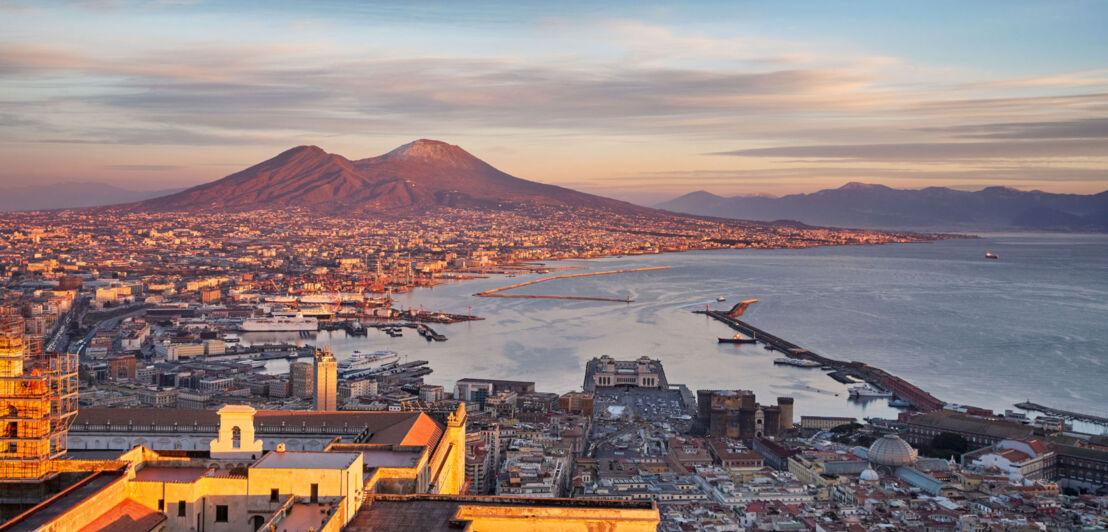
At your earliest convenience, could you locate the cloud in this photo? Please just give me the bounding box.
[711,140,1108,160]
[919,118,1108,139]
[103,164,184,171]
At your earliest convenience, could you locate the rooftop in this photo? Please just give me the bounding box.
[253,451,360,470]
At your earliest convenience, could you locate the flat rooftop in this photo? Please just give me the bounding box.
[347,495,656,532]
[253,451,360,470]
[3,472,124,532]
[278,502,334,532]
[360,449,423,469]
[133,466,210,484]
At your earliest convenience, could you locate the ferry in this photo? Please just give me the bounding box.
[773,357,822,368]
[338,350,400,378]
[241,314,318,332]
[848,384,893,398]
[716,296,726,302]
[985,252,998,259]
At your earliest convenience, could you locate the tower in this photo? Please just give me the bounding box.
[313,348,337,411]
[290,361,313,399]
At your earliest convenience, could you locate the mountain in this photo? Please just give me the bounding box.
[130,140,652,215]
[0,182,183,212]
[655,182,1108,232]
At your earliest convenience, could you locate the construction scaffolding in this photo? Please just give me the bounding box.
[0,307,78,482]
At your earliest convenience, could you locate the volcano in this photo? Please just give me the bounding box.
[129,139,652,215]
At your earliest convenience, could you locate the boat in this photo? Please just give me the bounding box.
[241,314,318,332]
[888,398,912,408]
[338,350,401,378]
[848,384,893,398]
[718,333,756,344]
[774,357,822,368]
[716,296,726,302]
[985,252,998,259]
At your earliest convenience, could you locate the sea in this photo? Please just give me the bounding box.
[241,233,1108,429]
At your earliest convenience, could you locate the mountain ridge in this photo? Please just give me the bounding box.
[655,183,1108,232]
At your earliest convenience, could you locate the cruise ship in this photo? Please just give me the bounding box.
[240,314,318,332]
[848,384,893,398]
[338,350,400,378]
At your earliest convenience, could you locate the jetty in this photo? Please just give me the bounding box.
[474,266,669,303]
[697,308,945,412]
[1015,401,1108,426]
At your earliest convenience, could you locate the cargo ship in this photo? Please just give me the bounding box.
[338,350,400,378]
[718,333,756,344]
[240,314,318,332]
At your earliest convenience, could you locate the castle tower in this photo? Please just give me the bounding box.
[313,348,337,411]
[777,397,794,432]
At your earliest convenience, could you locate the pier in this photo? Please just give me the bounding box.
[474,266,669,303]
[1014,401,1108,426]
[698,309,946,412]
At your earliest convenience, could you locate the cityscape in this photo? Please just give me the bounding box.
[1,1,1107,532]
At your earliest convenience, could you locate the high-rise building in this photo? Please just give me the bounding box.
[0,307,77,481]
[313,348,337,411]
[290,361,313,399]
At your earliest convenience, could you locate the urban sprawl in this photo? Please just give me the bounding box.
[0,208,1104,531]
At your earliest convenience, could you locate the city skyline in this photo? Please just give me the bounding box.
[1,0,1107,203]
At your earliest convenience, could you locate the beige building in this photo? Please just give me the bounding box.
[584,355,668,391]
[314,348,337,411]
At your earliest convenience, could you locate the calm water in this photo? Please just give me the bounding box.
[246,234,1108,425]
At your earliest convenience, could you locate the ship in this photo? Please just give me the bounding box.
[716,296,726,302]
[240,314,318,332]
[848,384,893,398]
[338,350,401,378]
[985,252,998,259]
[718,333,756,344]
[773,357,822,368]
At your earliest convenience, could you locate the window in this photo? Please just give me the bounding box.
[157,499,164,512]
[215,505,228,522]
[177,500,186,517]
[270,488,279,502]
[231,426,241,448]
[310,483,319,503]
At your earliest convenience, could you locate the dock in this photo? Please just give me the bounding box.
[474,266,669,303]
[1014,401,1108,426]
[698,309,945,412]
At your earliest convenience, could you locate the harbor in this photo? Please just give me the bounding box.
[696,305,946,412]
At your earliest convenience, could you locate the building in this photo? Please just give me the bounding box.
[558,391,594,414]
[0,308,78,483]
[964,439,1055,480]
[199,287,221,304]
[313,348,337,411]
[290,361,313,399]
[583,356,667,391]
[107,355,137,381]
[800,415,856,431]
[697,389,794,441]
[900,410,1035,449]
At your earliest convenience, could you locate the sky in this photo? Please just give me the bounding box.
[0,0,1106,203]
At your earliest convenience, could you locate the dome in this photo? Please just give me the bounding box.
[867,434,918,467]
[860,468,880,482]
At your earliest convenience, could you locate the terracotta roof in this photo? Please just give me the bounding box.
[77,499,166,532]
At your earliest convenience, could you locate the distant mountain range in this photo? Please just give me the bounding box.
[0,182,182,212]
[125,139,653,216]
[655,183,1108,232]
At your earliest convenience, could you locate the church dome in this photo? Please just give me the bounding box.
[868,434,918,467]
[860,467,880,482]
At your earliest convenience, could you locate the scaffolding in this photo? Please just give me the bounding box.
[0,307,78,482]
